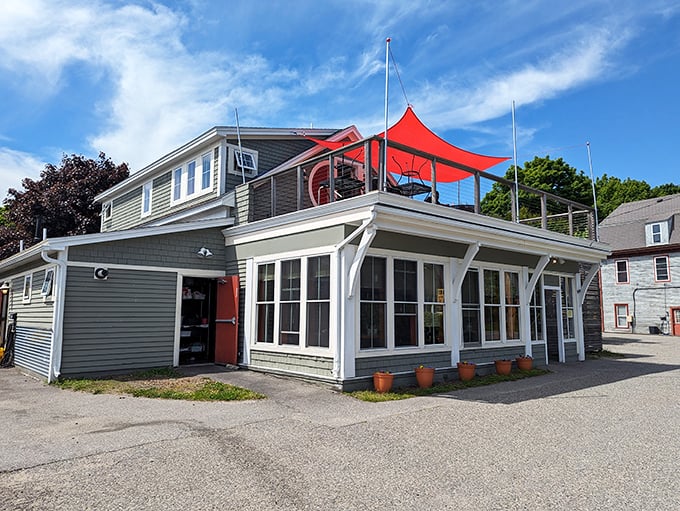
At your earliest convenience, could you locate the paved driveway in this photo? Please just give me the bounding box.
[1,334,679,510]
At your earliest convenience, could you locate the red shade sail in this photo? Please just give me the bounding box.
[307,106,509,183]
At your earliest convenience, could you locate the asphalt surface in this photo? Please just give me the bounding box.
[1,333,678,510]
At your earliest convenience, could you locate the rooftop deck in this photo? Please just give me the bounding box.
[237,136,597,240]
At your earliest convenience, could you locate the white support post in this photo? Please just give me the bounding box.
[520,267,532,358]
[340,246,357,379]
[450,242,480,367]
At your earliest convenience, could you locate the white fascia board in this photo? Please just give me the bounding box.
[145,193,235,227]
[96,127,339,203]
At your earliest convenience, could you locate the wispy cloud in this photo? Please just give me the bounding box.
[0,148,45,199]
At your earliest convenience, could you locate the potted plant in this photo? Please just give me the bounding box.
[516,354,533,371]
[494,359,512,376]
[457,361,476,382]
[415,365,435,389]
[373,371,394,393]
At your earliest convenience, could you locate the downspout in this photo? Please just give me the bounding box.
[41,248,67,383]
[333,208,377,379]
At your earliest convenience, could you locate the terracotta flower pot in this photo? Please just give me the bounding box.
[415,366,435,389]
[457,362,476,382]
[516,356,533,371]
[373,372,394,393]
[494,359,512,376]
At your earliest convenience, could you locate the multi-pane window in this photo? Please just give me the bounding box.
[142,181,152,216]
[484,269,501,342]
[561,277,575,339]
[307,256,330,348]
[187,161,196,196]
[461,269,481,346]
[394,259,418,347]
[256,263,275,343]
[504,272,520,340]
[279,259,301,345]
[201,153,211,190]
[173,168,182,201]
[360,256,387,349]
[615,304,629,329]
[529,278,543,341]
[423,263,445,345]
[654,256,670,282]
[462,267,522,346]
[22,274,32,302]
[41,269,54,299]
[652,223,662,243]
[615,260,629,284]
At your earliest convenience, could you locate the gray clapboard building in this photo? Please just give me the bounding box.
[0,112,610,389]
[599,194,680,335]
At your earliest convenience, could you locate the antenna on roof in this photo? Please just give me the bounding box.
[512,101,520,223]
[235,107,246,184]
[586,141,599,241]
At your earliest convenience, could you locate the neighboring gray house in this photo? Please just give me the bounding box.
[599,194,680,335]
[0,110,610,388]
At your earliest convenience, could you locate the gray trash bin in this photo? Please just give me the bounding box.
[649,326,660,334]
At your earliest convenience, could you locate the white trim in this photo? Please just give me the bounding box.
[173,274,183,367]
[66,260,226,277]
[22,274,32,303]
[243,258,254,366]
[42,248,68,383]
[347,225,377,298]
[141,180,153,217]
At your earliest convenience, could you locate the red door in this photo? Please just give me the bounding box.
[215,276,239,365]
[671,307,680,336]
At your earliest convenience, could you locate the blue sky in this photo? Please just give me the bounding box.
[1,0,680,200]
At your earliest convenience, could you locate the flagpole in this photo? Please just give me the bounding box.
[586,141,599,241]
[235,107,246,184]
[512,101,520,222]
[383,37,390,191]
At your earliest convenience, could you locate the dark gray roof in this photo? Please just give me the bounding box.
[598,194,680,251]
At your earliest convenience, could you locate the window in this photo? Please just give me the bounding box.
[187,161,196,196]
[360,256,387,349]
[529,277,543,341]
[504,272,520,340]
[255,255,332,350]
[201,153,211,190]
[484,269,501,342]
[615,260,629,284]
[646,221,669,246]
[462,267,522,346]
[279,259,301,345]
[256,263,275,343]
[229,146,258,178]
[307,255,330,348]
[102,202,112,221]
[561,277,575,339]
[423,263,445,345]
[236,150,257,171]
[654,255,670,282]
[22,274,32,303]
[173,168,182,201]
[394,259,418,347]
[41,269,54,299]
[652,223,662,244]
[615,304,629,329]
[461,269,481,346]
[141,181,152,216]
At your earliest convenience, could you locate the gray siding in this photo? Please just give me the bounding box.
[107,186,142,232]
[225,138,315,175]
[601,252,680,333]
[68,228,226,271]
[564,341,578,362]
[249,349,333,377]
[7,268,55,329]
[60,267,177,377]
[228,226,347,260]
[14,326,52,378]
[355,351,451,377]
[460,345,532,366]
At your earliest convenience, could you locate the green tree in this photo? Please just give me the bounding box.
[0,153,128,260]
[481,156,593,220]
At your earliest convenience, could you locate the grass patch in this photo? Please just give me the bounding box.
[347,368,550,402]
[54,368,265,402]
[587,349,626,359]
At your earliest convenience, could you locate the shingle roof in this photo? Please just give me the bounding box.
[599,194,680,251]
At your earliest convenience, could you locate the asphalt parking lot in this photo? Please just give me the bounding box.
[1,333,679,510]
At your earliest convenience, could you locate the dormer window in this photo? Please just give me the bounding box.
[236,150,256,171]
[171,149,216,205]
[645,220,671,246]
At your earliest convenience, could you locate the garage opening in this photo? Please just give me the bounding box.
[180,277,216,365]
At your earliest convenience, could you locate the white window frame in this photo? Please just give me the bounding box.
[654,255,670,282]
[461,263,525,348]
[250,247,337,356]
[170,151,217,206]
[560,276,576,340]
[228,145,258,178]
[529,276,545,342]
[356,249,451,355]
[201,152,212,191]
[22,274,32,303]
[614,303,629,329]
[41,268,55,301]
[141,181,153,217]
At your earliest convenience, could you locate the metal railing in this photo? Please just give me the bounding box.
[241,136,596,240]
